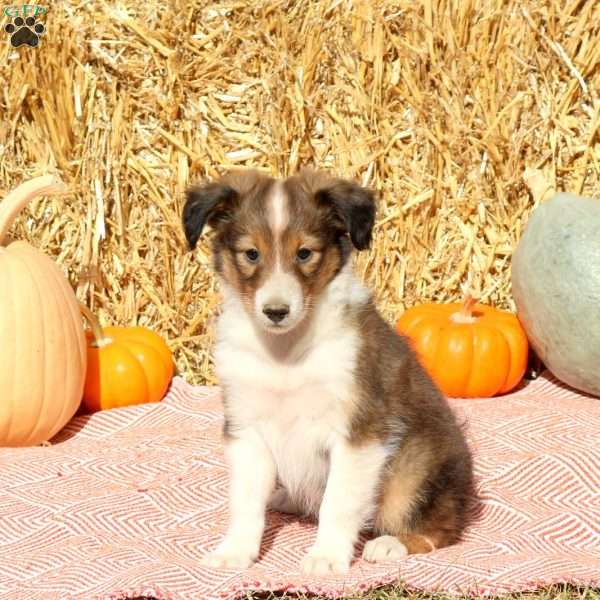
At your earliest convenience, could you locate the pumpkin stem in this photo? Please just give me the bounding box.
[459,293,477,318]
[451,293,478,324]
[79,302,110,347]
[0,175,67,246]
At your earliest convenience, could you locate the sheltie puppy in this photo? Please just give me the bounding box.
[183,168,473,574]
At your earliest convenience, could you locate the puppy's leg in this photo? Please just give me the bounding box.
[202,429,276,569]
[301,439,387,575]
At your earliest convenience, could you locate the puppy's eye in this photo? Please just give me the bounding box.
[297,248,312,262]
[244,248,260,263]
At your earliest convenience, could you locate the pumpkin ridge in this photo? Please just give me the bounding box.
[399,312,430,335]
[81,316,173,412]
[41,260,70,442]
[495,327,513,393]
[100,343,150,410]
[121,338,157,354]
[1,255,16,443]
[43,253,83,437]
[496,323,527,394]
[13,242,83,443]
[32,255,58,443]
[436,324,471,395]
[465,324,506,397]
[428,320,444,379]
[495,327,513,395]
[406,316,441,373]
[125,339,170,402]
[117,342,152,400]
[114,342,141,363]
[14,250,48,444]
[464,326,477,396]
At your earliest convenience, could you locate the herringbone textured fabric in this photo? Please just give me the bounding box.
[0,374,598,599]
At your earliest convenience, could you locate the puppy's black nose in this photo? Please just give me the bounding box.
[263,304,290,323]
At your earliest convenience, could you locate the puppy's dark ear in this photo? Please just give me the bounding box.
[182,183,238,250]
[316,180,376,250]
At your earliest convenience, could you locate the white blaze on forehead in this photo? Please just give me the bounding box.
[267,180,289,239]
[255,180,303,328]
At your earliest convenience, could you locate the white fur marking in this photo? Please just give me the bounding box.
[257,182,299,328]
[268,180,288,238]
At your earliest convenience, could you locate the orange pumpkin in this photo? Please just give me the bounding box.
[396,295,528,398]
[80,305,174,412]
[0,175,87,446]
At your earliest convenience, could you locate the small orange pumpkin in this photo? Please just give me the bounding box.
[80,305,174,412]
[396,295,528,398]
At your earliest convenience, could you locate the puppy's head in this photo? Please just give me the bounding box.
[183,168,375,334]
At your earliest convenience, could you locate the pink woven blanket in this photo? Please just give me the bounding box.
[0,374,598,599]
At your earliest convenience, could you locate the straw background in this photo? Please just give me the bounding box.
[0,1,599,384]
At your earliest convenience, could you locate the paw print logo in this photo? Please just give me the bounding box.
[4,16,45,47]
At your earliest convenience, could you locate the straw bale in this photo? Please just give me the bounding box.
[0,1,598,384]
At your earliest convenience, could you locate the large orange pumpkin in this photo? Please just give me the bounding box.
[396,295,528,398]
[0,175,87,446]
[80,305,174,412]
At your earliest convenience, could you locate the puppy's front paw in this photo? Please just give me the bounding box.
[201,537,257,569]
[362,535,408,562]
[300,545,350,575]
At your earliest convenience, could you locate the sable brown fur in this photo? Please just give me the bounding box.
[347,299,473,551]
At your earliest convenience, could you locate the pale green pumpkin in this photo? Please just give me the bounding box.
[512,193,600,397]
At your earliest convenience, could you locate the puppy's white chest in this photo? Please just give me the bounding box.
[216,307,359,417]
[216,321,359,514]
[239,353,354,507]
[258,401,334,515]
